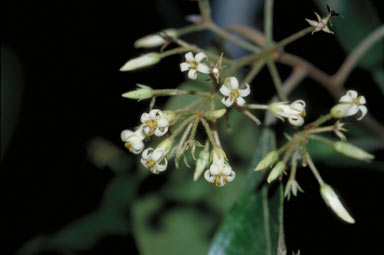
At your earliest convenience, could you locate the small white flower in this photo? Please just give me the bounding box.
[269,100,306,126]
[331,90,367,120]
[140,109,170,137]
[305,12,333,34]
[180,52,210,80]
[121,128,145,154]
[219,77,250,107]
[204,148,236,187]
[140,139,173,174]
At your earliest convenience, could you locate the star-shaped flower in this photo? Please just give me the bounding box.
[140,109,171,137]
[121,128,145,154]
[180,52,210,80]
[331,90,367,120]
[269,100,306,126]
[140,139,172,174]
[219,77,250,107]
[204,148,236,187]
[305,12,333,34]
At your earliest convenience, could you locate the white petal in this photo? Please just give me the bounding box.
[221,164,232,176]
[149,109,160,119]
[132,143,144,154]
[185,52,194,62]
[154,127,168,136]
[180,62,190,72]
[143,126,151,135]
[121,130,134,141]
[357,106,367,120]
[156,158,168,172]
[221,97,234,107]
[188,69,197,80]
[346,90,358,99]
[142,148,153,159]
[236,96,246,106]
[290,100,306,112]
[346,104,359,116]
[157,118,169,128]
[219,85,231,96]
[289,116,304,126]
[358,96,366,104]
[152,149,164,161]
[339,95,353,103]
[226,171,236,182]
[239,84,250,97]
[228,77,239,89]
[209,164,220,175]
[204,170,215,183]
[140,158,147,167]
[140,113,150,123]
[195,52,207,62]
[197,63,210,74]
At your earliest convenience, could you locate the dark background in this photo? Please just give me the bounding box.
[3,0,384,254]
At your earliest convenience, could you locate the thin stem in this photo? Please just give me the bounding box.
[306,113,332,129]
[246,104,269,110]
[159,47,190,58]
[309,135,334,145]
[333,25,384,88]
[241,60,266,86]
[174,97,205,113]
[177,25,204,36]
[154,89,210,97]
[305,151,325,186]
[197,0,211,23]
[175,123,193,156]
[274,27,314,51]
[267,58,287,101]
[169,116,196,140]
[201,118,218,147]
[264,0,274,46]
[208,22,261,53]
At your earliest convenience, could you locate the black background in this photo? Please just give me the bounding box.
[3,0,384,254]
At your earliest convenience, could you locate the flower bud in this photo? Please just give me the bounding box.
[134,29,177,48]
[156,138,173,154]
[255,151,279,171]
[120,52,160,71]
[205,109,227,121]
[122,84,153,101]
[320,184,355,224]
[267,161,285,183]
[334,141,374,162]
[194,149,210,181]
[163,110,176,123]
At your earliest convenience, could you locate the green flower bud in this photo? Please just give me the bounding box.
[156,138,173,154]
[267,161,285,183]
[194,149,210,181]
[122,84,153,101]
[134,29,177,48]
[255,151,279,171]
[320,184,355,224]
[205,109,227,121]
[120,52,160,71]
[163,110,176,123]
[334,141,374,162]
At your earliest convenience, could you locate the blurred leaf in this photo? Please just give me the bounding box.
[314,0,384,93]
[209,129,285,255]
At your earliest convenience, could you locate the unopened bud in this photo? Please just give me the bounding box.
[122,84,153,101]
[134,29,177,48]
[194,149,210,181]
[163,110,176,123]
[267,161,285,183]
[334,141,374,162]
[206,109,227,121]
[120,52,160,71]
[320,184,355,224]
[255,151,279,171]
[156,138,173,154]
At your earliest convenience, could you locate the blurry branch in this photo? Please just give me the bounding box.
[226,24,384,142]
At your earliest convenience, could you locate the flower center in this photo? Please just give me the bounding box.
[230,89,240,100]
[145,158,156,170]
[215,174,227,186]
[144,119,157,135]
[124,142,133,152]
[187,60,198,70]
[354,96,363,106]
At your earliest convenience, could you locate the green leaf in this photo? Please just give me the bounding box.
[209,129,285,255]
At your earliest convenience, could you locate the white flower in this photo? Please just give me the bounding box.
[121,128,145,154]
[219,77,250,107]
[140,139,173,174]
[269,100,306,126]
[180,52,210,80]
[120,52,160,71]
[331,90,367,120]
[140,109,171,137]
[320,184,355,224]
[305,12,333,34]
[204,148,236,187]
